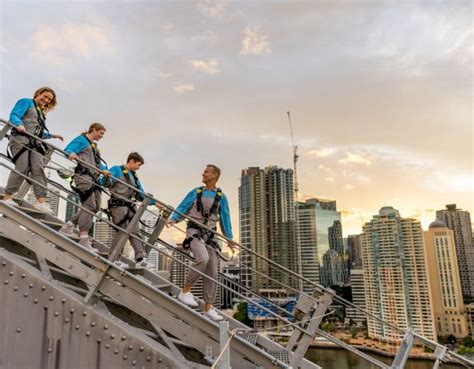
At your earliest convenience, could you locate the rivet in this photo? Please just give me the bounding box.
[13,286,18,291]
[34,299,39,304]
[128,345,133,350]
[139,346,144,352]
[158,357,163,363]
[64,318,70,323]
[41,286,46,291]
[91,322,96,327]
[21,273,26,279]
[146,356,151,361]
[3,280,8,285]
[49,296,54,301]
[97,338,101,343]
[82,311,87,316]
[114,349,119,354]
[29,283,34,288]
[16,328,21,333]
[23,292,28,297]
[121,335,126,341]
[103,324,109,330]
[9,271,13,276]
[61,298,66,304]
[75,325,80,330]
[132,360,137,366]
[44,306,48,310]
[105,344,110,349]
[1,261,6,266]
[86,331,90,337]
[47,348,52,353]
[54,312,59,317]
[70,309,75,314]
[110,334,115,339]
[123,355,128,360]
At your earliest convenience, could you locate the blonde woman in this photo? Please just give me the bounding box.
[2,87,63,213]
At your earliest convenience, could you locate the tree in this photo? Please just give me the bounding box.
[233,302,251,326]
[350,324,357,338]
[462,335,474,348]
[322,322,335,333]
[447,334,457,345]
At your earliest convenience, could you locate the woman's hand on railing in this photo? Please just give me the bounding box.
[14,125,26,133]
[100,169,111,177]
[166,220,176,228]
[51,133,64,141]
[68,153,77,161]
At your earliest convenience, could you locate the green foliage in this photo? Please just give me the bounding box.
[350,324,357,338]
[322,322,335,333]
[459,345,474,355]
[447,334,457,344]
[233,302,251,326]
[462,335,474,348]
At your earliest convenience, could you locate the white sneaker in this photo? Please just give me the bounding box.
[59,221,75,236]
[178,292,198,308]
[33,202,52,214]
[205,308,224,322]
[113,260,128,269]
[78,237,97,253]
[136,258,153,269]
[1,198,18,207]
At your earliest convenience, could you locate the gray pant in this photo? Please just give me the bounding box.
[109,206,145,261]
[186,232,218,304]
[5,138,47,198]
[70,175,101,233]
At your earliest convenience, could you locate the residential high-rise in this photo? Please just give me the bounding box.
[466,304,474,337]
[361,206,435,341]
[65,193,79,222]
[424,219,468,338]
[93,219,114,247]
[220,264,240,309]
[436,204,474,304]
[239,166,298,294]
[345,268,366,325]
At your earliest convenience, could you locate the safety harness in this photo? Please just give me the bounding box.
[7,101,50,167]
[107,166,141,228]
[70,134,106,203]
[183,187,222,251]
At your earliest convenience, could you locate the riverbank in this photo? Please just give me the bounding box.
[309,339,466,366]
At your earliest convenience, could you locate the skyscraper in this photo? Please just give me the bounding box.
[436,204,474,304]
[239,166,298,294]
[298,200,319,293]
[65,193,79,222]
[347,234,362,268]
[345,268,366,325]
[93,219,114,247]
[361,206,435,341]
[424,219,468,338]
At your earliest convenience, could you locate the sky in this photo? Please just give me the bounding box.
[0,0,472,239]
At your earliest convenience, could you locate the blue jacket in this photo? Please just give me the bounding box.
[109,165,156,205]
[170,187,233,239]
[10,98,51,138]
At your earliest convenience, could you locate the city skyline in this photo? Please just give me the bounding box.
[0,1,472,239]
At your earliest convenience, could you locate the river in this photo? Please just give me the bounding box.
[305,347,466,369]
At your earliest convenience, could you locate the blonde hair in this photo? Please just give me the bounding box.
[87,122,106,133]
[33,87,57,111]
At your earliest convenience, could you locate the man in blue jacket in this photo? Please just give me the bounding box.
[167,164,234,321]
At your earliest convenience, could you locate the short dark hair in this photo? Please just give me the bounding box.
[127,152,145,164]
[207,164,221,179]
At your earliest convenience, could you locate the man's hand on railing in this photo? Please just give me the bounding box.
[100,169,111,177]
[14,125,26,133]
[166,220,176,228]
[68,153,77,161]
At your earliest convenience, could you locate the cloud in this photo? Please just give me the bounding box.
[424,170,473,193]
[240,26,271,55]
[307,148,336,158]
[343,184,355,190]
[197,0,228,18]
[161,22,175,33]
[188,58,220,75]
[339,152,371,166]
[30,21,113,66]
[54,77,84,92]
[318,164,331,172]
[324,177,335,182]
[174,83,195,93]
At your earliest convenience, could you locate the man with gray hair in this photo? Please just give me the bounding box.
[168,164,234,321]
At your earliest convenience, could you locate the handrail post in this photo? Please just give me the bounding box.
[145,208,171,254]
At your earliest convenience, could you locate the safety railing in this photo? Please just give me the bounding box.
[1,118,472,369]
